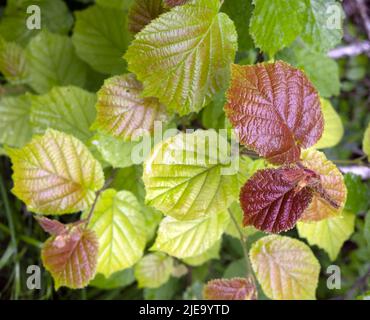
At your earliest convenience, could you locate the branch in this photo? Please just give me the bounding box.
[339,165,370,180]
[356,0,370,40]
[328,41,370,59]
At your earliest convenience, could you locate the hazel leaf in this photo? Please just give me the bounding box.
[250,235,320,300]
[225,61,323,165]
[203,277,257,300]
[42,225,99,289]
[6,129,105,215]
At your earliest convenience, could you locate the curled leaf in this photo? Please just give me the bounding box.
[42,225,99,289]
[94,74,168,141]
[35,216,66,236]
[240,167,315,233]
[204,277,257,300]
[250,235,320,300]
[299,149,347,222]
[225,61,323,165]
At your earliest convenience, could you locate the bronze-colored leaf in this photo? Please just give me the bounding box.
[225,61,323,165]
[203,277,257,300]
[35,216,66,236]
[42,225,98,289]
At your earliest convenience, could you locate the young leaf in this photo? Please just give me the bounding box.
[314,99,343,149]
[85,189,147,278]
[249,0,307,57]
[25,30,88,93]
[72,4,131,75]
[250,235,320,300]
[128,0,167,34]
[363,123,370,160]
[42,225,99,289]
[125,0,237,115]
[0,37,27,84]
[134,253,174,288]
[7,129,104,215]
[240,167,315,233]
[203,277,257,300]
[30,86,97,142]
[300,149,347,222]
[143,130,239,220]
[151,210,229,258]
[35,216,67,236]
[94,74,168,141]
[225,62,323,165]
[0,94,32,148]
[302,0,343,53]
[297,211,355,261]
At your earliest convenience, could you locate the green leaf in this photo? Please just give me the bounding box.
[250,0,307,57]
[281,46,340,98]
[90,269,135,290]
[93,74,168,141]
[73,4,131,75]
[182,240,221,266]
[25,30,88,93]
[201,91,226,130]
[302,0,343,53]
[0,0,73,45]
[30,86,96,142]
[0,94,32,148]
[250,235,320,300]
[363,122,370,160]
[42,225,99,289]
[225,202,257,239]
[344,174,369,213]
[221,0,253,51]
[7,129,104,215]
[90,133,139,168]
[143,130,239,220]
[0,37,28,84]
[125,0,237,115]
[96,0,134,10]
[365,212,370,248]
[297,211,355,261]
[85,189,147,277]
[314,98,343,149]
[151,210,229,258]
[134,252,174,288]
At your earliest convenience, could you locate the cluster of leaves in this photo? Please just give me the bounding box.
[0,0,370,300]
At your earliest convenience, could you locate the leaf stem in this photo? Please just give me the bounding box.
[228,208,255,284]
[84,169,118,227]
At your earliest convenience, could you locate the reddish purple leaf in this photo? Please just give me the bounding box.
[42,225,98,289]
[164,0,189,7]
[204,277,257,300]
[35,216,66,236]
[225,61,323,165]
[240,167,316,233]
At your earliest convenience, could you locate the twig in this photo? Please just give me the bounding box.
[228,208,256,285]
[356,0,370,40]
[345,266,370,300]
[328,41,370,58]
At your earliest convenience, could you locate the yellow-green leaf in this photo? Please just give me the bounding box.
[7,129,104,215]
[124,0,237,115]
[182,240,221,266]
[151,210,229,259]
[297,211,355,261]
[250,235,320,300]
[314,98,343,149]
[143,130,239,220]
[93,74,168,141]
[134,252,174,288]
[85,189,147,278]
